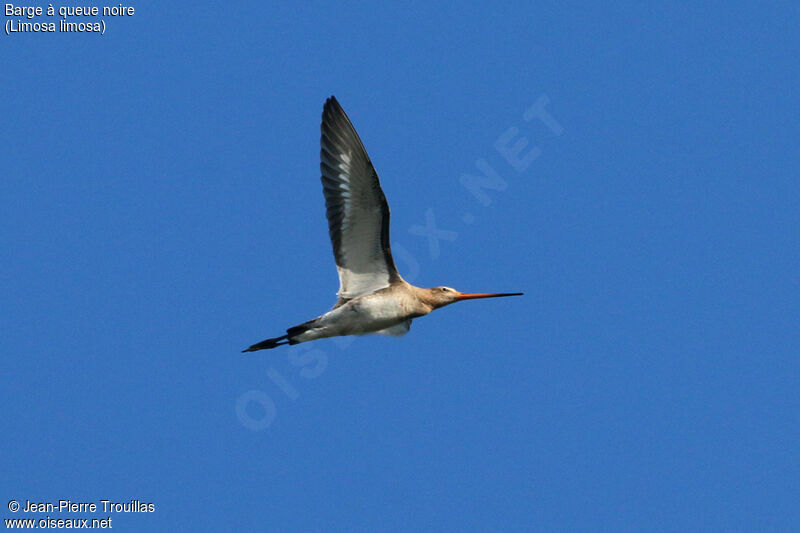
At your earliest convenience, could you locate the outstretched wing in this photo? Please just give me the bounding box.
[320,96,400,300]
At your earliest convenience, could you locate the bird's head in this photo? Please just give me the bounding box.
[425,286,524,309]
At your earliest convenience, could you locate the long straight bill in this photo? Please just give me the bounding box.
[455,292,524,301]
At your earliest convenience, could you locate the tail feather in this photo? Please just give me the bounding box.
[286,322,313,344]
[242,319,319,353]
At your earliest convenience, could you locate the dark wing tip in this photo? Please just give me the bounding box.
[323,95,342,117]
[320,96,367,156]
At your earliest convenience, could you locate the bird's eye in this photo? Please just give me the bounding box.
[441,287,450,292]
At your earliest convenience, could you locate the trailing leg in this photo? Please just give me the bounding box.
[241,334,289,352]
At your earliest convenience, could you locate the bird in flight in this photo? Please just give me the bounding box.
[243,97,522,352]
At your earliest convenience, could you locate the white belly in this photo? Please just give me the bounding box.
[288,289,431,345]
[333,294,408,334]
[292,293,407,343]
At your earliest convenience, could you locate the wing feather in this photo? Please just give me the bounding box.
[320,96,400,299]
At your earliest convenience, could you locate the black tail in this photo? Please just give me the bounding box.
[241,321,316,353]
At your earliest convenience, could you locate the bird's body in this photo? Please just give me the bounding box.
[290,284,424,344]
[243,97,522,352]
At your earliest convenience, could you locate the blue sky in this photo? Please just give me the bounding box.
[2,1,798,531]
